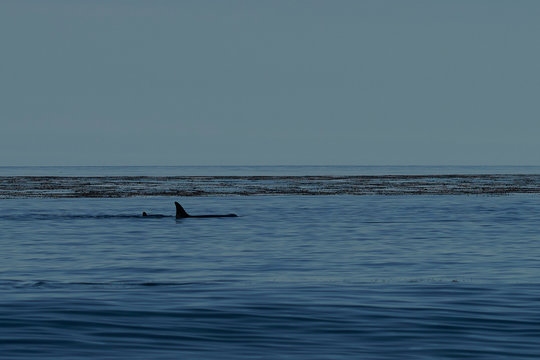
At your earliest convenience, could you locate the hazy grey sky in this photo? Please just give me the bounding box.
[1,1,539,166]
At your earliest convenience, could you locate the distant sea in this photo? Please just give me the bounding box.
[1,166,540,359]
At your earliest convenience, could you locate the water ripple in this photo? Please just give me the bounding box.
[2,174,540,198]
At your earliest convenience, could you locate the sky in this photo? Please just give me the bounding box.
[1,0,539,166]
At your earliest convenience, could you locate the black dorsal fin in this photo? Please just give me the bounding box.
[175,202,190,218]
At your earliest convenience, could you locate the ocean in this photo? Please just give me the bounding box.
[1,166,540,359]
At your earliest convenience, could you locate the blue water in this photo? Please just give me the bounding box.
[2,167,540,359]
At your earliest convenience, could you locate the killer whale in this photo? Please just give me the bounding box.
[142,202,238,218]
[174,201,238,218]
[141,211,168,218]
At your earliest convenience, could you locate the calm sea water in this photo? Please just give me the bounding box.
[1,167,540,359]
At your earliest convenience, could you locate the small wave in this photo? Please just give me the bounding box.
[0,214,172,221]
[0,279,232,290]
[2,174,540,198]
[73,281,198,287]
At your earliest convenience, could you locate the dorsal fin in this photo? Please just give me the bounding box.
[175,202,190,218]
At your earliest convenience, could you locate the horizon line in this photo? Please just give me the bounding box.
[2,164,540,168]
